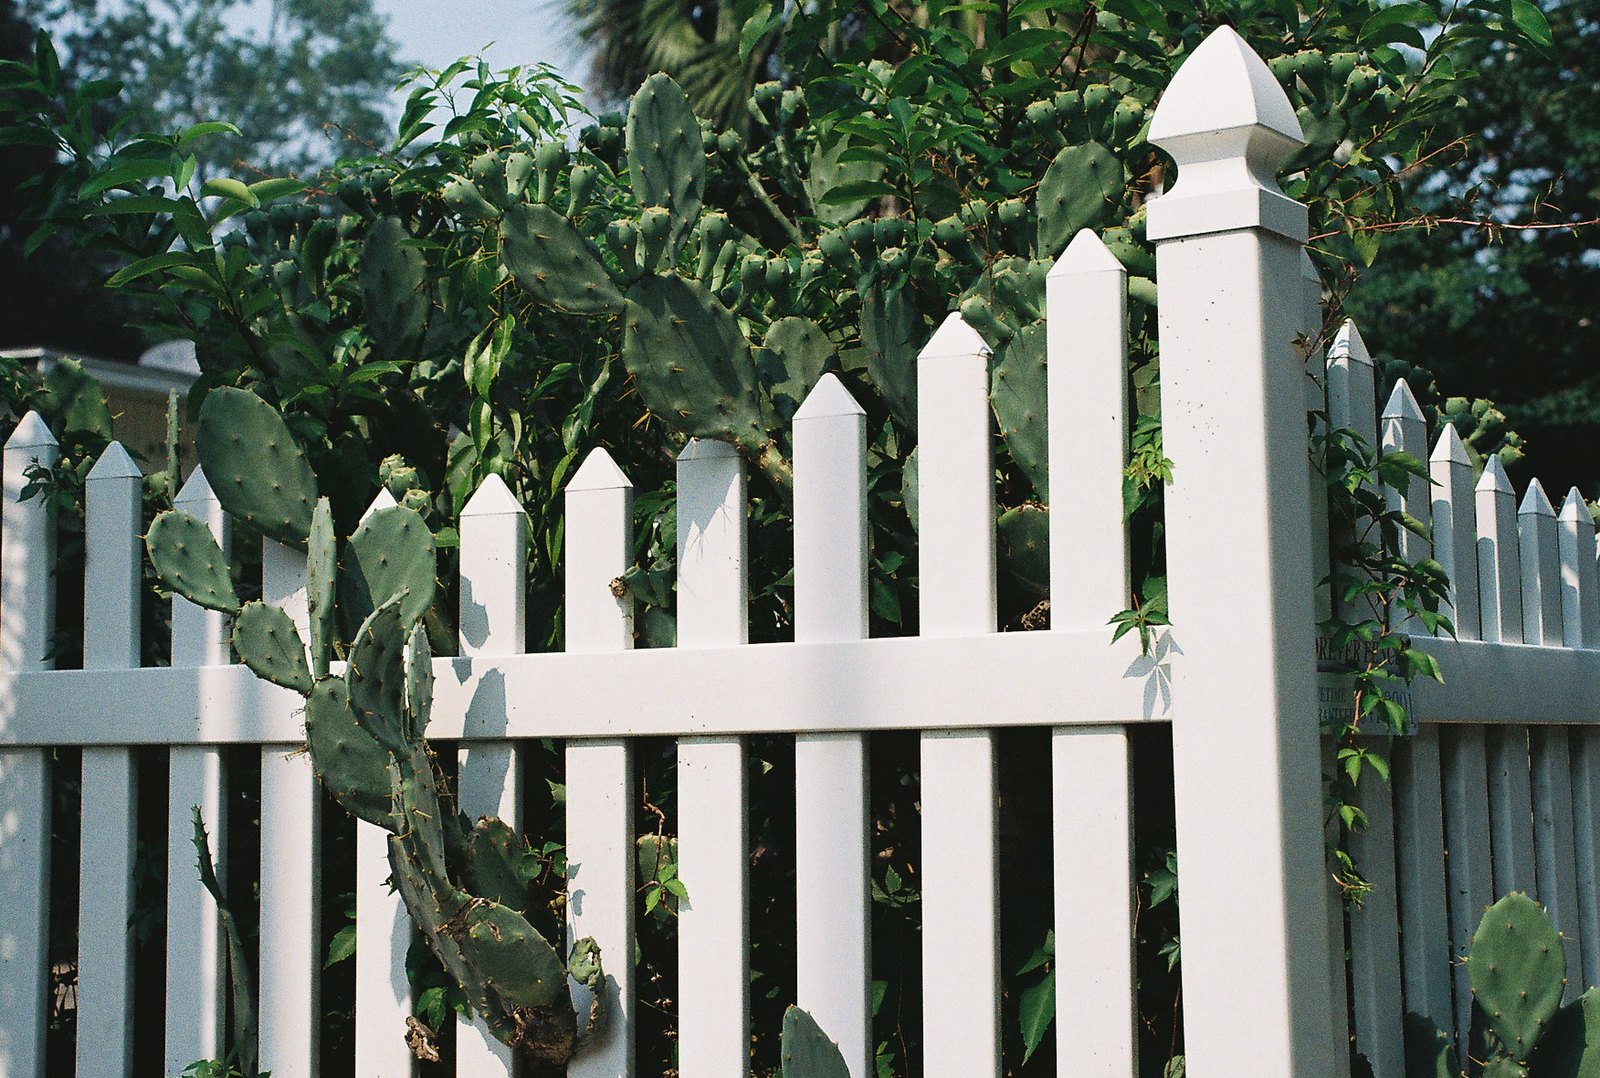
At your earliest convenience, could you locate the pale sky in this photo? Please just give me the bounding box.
[376,0,591,93]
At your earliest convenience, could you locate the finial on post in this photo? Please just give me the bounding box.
[1147,26,1308,243]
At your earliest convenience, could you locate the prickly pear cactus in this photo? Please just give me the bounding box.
[195,387,318,547]
[1407,893,1600,1077]
[626,73,704,258]
[1469,892,1567,1061]
[146,394,601,1066]
[146,510,240,614]
[780,1006,850,1078]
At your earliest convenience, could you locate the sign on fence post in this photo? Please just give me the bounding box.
[1148,27,1338,1077]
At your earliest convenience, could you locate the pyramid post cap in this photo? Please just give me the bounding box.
[1382,378,1424,422]
[1477,454,1514,495]
[461,471,526,517]
[918,312,991,361]
[1559,487,1592,524]
[1148,26,1303,148]
[567,447,634,492]
[87,441,142,481]
[5,411,56,452]
[678,437,741,463]
[1519,478,1556,518]
[794,373,866,421]
[1048,229,1125,278]
[1329,320,1372,367]
[1430,423,1470,466]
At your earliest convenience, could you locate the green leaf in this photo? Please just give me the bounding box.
[201,177,258,206]
[79,159,174,199]
[324,924,356,967]
[106,251,194,287]
[177,121,241,151]
[819,179,899,205]
[248,177,307,203]
[1017,968,1055,1063]
[1509,0,1554,49]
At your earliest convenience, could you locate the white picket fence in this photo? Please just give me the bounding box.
[0,25,1594,1078]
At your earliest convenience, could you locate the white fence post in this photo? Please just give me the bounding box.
[675,438,750,1078]
[353,488,414,1078]
[565,448,637,1078]
[793,374,872,1078]
[1148,26,1335,1076]
[0,412,56,1078]
[1045,230,1138,1076]
[167,466,230,1075]
[78,443,142,1078]
[916,312,1000,1077]
[259,538,321,1077]
[456,473,526,1077]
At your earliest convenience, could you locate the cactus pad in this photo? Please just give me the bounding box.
[1402,1012,1459,1078]
[500,204,624,316]
[232,601,312,693]
[304,676,395,830]
[463,817,535,918]
[146,510,240,614]
[405,621,433,739]
[622,274,768,451]
[196,387,318,547]
[346,594,411,751]
[456,899,568,1010]
[1530,987,1600,1075]
[992,321,1048,499]
[1037,142,1123,259]
[781,1006,850,1078]
[761,317,835,419]
[1469,893,1567,1060]
[998,504,1049,602]
[626,73,704,258]
[862,286,920,432]
[360,216,429,359]
[307,498,336,678]
[339,505,437,639]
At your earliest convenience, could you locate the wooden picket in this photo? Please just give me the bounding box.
[5,26,1600,1078]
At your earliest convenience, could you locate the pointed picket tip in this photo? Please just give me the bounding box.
[568,446,633,492]
[87,441,142,481]
[1477,454,1514,495]
[175,465,219,506]
[678,437,740,463]
[919,311,991,361]
[1559,487,1592,525]
[1430,423,1470,466]
[362,487,398,522]
[794,373,865,421]
[1382,378,1424,422]
[461,472,525,517]
[1148,25,1303,148]
[1519,478,1556,518]
[1048,229,1124,278]
[5,410,55,451]
[1329,320,1372,367]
